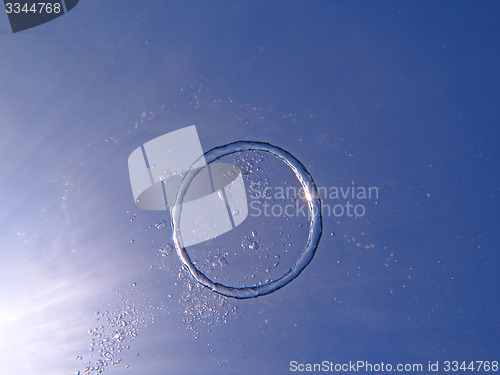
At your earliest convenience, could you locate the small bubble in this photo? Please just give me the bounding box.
[130,239,135,243]
[155,220,167,229]
[241,236,259,250]
[219,257,228,268]
[159,244,173,256]
[232,209,239,215]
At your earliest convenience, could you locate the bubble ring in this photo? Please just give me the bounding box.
[171,141,323,299]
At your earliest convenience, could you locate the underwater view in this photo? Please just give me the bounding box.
[0,1,499,375]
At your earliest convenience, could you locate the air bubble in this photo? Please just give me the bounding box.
[158,244,173,257]
[172,141,323,299]
[155,220,167,229]
[241,236,259,250]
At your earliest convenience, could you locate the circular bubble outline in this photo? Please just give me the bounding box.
[171,141,323,299]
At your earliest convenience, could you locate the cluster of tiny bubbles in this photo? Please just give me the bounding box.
[153,220,167,229]
[152,241,241,340]
[189,228,304,291]
[146,219,168,230]
[74,250,239,374]
[240,231,260,250]
[175,267,240,339]
[75,290,156,375]
[238,230,283,285]
[158,243,174,257]
[232,151,264,177]
[194,248,230,278]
